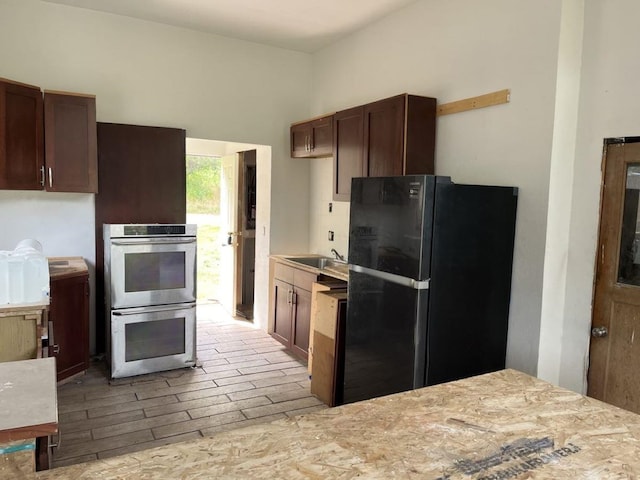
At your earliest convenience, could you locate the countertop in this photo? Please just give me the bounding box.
[271,254,348,282]
[35,369,640,479]
[0,357,58,443]
[48,256,88,281]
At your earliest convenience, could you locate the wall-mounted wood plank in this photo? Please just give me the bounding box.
[437,89,510,116]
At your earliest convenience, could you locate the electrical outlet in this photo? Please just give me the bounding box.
[328,231,334,241]
[328,202,333,213]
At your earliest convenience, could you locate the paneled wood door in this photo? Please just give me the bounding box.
[94,122,186,353]
[589,139,640,413]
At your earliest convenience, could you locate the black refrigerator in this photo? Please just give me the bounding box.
[342,175,518,404]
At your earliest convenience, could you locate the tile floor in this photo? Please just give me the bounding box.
[52,303,326,469]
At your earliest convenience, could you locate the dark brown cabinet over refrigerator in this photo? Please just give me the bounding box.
[343,175,518,404]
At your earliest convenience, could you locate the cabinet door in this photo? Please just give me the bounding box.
[272,279,293,347]
[44,92,97,193]
[333,106,364,202]
[290,123,311,158]
[0,79,43,190]
[50,274,90,382]
[364,95,405,177]
[291,287,312,360]
[310,116,333,157]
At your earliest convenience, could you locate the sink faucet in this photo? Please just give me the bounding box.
[330,248,345,261]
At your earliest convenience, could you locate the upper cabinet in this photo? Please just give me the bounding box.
[333,106,364,202]
[44,91,98,193]
[290,115,333,158]
[333,94,436,201]
[0,78,44,190]
[0,77,97,193]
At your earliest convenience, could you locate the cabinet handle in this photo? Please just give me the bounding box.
[50,431,61,449]
[51,344,60,355]
[292,291,297,305]
[48,167,53,188]
[287,289,293,305]
[40,166,45,187]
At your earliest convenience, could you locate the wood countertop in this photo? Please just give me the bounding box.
[48,257,88,281]
[35,369,640,479]
[0,358,57,443]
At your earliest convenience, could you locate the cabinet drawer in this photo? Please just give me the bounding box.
[293,269,318,292]
[274,262,295,284]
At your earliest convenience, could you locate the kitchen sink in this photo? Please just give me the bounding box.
[284,256,348,274]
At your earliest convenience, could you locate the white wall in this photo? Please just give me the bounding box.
[309,0,564,375]
[537,0,585,389]
[308,158,350,258]
[558,0,640,391]
[0,0,313,352]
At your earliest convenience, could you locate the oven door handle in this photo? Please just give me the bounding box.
[112,303,197,315]
[111,238,197,246]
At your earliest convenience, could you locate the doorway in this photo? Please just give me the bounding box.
[589,138,640,413]
[185,138,266,324]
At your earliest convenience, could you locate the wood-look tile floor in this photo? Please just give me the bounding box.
[52,303,325,469]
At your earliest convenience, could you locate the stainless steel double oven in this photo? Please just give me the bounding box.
[104,224,197,378]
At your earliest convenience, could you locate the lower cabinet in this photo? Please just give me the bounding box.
[272,278,294,345]
[49,264,90,382]
[310,291,348,406]
[271,262,320,361]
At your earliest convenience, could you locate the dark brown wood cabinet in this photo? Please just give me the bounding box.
[333,93,436,201]
[49,258,90,382]
[333,106,364,201]
[291,287,312,358]
[0,78,98,193]
[290,115,333,158]
[271,262,317,360]
[43,91,97,193]
[273,278,294,345]
[94,122,186,353]
[0,78,44,190]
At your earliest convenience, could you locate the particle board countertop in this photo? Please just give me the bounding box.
[35,369,640,479]
[0,357,58,442]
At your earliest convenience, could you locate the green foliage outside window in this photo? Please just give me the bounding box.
[186,154,222,302]
[186,155,221,214]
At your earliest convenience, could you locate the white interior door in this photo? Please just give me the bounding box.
[219,153,239,316]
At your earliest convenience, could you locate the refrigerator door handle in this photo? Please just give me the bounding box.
[349,264,430,290]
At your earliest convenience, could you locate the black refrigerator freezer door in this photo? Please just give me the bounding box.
[348,176,439,281]
[426,182,518,385]
[342,269,429,404]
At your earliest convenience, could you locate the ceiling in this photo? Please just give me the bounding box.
[41,0,418,53]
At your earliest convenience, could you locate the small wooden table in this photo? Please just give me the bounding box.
[0,358,58,478]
